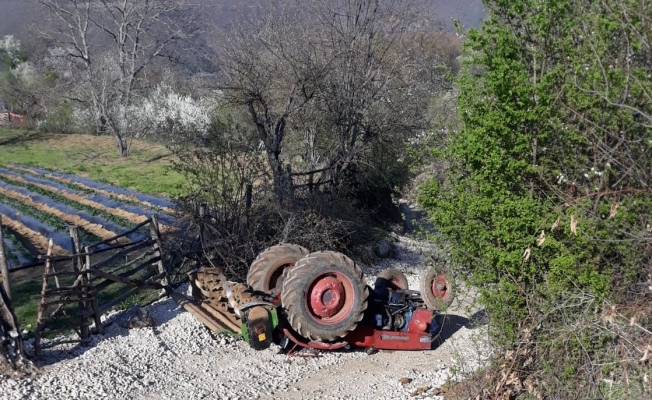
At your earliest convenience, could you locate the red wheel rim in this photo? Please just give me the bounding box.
[306,271,354,324]
[431,274,451,300]
[391,278,405,290]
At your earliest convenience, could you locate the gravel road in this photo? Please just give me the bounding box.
[1,202,490,400]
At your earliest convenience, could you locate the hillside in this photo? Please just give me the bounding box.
[0,0,485,39]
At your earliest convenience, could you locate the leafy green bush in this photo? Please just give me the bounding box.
[420,0,652,397]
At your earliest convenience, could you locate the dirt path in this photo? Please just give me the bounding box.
[1,201,488,400]
[280,201,488,399]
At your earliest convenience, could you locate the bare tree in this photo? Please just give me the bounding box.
[37,0,201,156]
[218,0,452,204]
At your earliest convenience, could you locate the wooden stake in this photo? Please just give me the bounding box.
[69,226,89,342]
[149,216,169,294]
[0,216,11,299]
[85,246,103,335]
[35,238,54,357]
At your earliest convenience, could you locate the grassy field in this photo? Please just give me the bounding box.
[0,127,185,197]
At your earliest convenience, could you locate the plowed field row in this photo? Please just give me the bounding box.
[0,169,175,226]
[0,173,144,227]
[0,164,176,267]
[0,186,125,242]
[8,164,177,214]
[0,208,68,256]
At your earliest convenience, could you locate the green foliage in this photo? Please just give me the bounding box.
[37,101,86,135]
[419,0,651,396]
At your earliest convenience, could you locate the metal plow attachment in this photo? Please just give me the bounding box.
[172,267,277,349]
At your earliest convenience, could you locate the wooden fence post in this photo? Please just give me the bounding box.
[0,216,11,299]
[85,245,103,335]
[0,216,26,369]
[149,216,169,294]
[69,226,89,342]
[199,203,207,246]
[34,239,54,357]
[0,279,29,373]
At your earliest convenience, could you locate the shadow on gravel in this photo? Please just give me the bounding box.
[432,310,489,349]
[31,299,182,367]
[400,201,437,236]
[436,314,469,345]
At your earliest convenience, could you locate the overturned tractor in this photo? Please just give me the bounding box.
[174,244,454,352]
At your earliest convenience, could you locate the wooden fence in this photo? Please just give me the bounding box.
[0,112,24,125]
[0,215,169,360]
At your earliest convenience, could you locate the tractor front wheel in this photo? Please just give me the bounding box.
[246,244,309,296]
[282,251,368,342]
[420,265,454,311]
[374,268,409,290]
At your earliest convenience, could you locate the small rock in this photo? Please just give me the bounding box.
[411,386,430,397]
[117,306,156,329]
[399,377,412,385]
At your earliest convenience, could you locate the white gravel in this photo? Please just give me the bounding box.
[1,202,490,400]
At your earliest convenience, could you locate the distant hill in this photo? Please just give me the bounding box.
[0,1,40,38]
[0,0,485,39]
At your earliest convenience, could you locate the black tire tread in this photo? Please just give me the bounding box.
[282,251,369,342]
[420,266,454,311]
[246,244,309,293]
[374,268,409,290]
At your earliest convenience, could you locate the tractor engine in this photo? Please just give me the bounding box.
[368,287,440,336]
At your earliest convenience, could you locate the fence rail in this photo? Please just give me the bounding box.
[0,215,169,358]
[0,112,25,125]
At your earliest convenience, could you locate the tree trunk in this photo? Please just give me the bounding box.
[266,152,293,205]
[116,134,129,158]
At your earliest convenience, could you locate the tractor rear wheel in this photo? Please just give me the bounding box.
[282,251,368,342]
[374,268,409,290]
[246,244,309,295]
[421,265,454,311]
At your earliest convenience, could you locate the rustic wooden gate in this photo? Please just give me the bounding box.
[0,215,169,359]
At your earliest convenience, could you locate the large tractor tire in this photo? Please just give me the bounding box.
[421,265,454,311]
[282,251,369,342]
[374,268,409,290]
[246,244,309,295]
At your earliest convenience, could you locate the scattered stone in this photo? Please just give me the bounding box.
[399,377,412,385]
[0,201,491,400]
[411,386,430,397]
[117,306,156,329]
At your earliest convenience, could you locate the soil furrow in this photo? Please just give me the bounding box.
[9,165,177,214]
[0,186,126,242]
[0,172,150,226]
[0,214,68,256]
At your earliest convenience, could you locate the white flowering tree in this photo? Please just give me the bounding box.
[136,85,212,141]
[38,0,201,156]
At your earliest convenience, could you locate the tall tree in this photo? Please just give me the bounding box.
[218,0,452,204]
[38,0,200,156]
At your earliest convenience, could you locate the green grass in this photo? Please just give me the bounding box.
[12,278,41,329]
[0,127,185,197]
